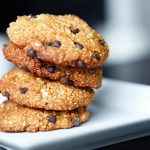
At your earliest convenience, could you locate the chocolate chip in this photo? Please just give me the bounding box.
[92,53,100,61]
[3,91,10,99]
[70,28,79,34]
[27,49,36,57]
[71,118,80,126]
[77,60,85,68]
[24,66,30,72]
[46,66,56,73]
[36,52,41,59]
[99,39,105,46]
[44,42,52,48]
[47,115,56,123]
[51,41,61,48]
[60,76,73,85]
[74,42,83,49]
[19,87,28,94]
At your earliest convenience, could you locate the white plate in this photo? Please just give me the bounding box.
[0,42,150,150]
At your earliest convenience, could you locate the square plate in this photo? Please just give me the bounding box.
[0,41,150,150]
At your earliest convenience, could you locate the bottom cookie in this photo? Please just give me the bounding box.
[0,101,89,132]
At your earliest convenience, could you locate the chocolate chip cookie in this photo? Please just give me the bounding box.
[7,14,109,68]
[0,69,94,110]
[0,101,89,132]
[3,43,102,88]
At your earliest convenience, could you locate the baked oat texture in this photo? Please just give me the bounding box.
[7,14,109,68]
[0,101,89,132]
[0,69,94,110]
[3,43,102,88]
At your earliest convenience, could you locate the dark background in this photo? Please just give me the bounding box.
[0,0,150,149]
[0,0,105,32]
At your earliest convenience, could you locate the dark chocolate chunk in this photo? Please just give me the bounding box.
[36,52,41,59]
[60,76,73,85]
[3,91,10,99]
[70,28,79,34]
[71,118,80,126]
[74,42,83,49]
[19,87,28,94]
[27,49,36,57]
[99,39,105,46]
[24,66,30,72]
[92,53,100,61]
[44,42,52,48]
[46,66,56,73]
[47,115,56,123]
[77,60,85,68]
[51,41,61,48]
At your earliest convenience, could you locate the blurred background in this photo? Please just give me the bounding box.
[1,0,150,85]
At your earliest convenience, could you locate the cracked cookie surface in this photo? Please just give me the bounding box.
[7,14,109,68]
[0,101,89,132]
[0,69,94,110]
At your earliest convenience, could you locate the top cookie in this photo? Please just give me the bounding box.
[7,14,109,68]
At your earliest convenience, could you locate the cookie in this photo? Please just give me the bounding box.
[7,14,109,68]
[3,43,102,88]
[0,69,94,110]
[0,101,89,132]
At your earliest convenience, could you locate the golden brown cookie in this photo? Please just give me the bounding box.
[0,101,89,132]
[7,14,109,68]
[0,69,94,111]
[3,43,102,88]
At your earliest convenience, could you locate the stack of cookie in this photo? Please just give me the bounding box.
[0,14,109,132]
